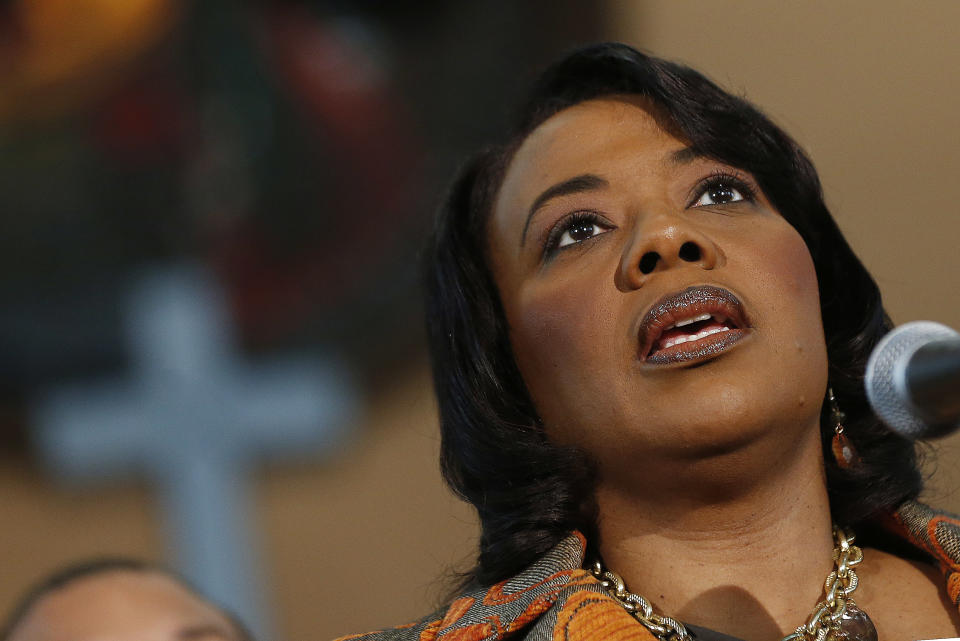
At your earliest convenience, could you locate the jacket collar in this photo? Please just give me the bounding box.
[339,500,960,640]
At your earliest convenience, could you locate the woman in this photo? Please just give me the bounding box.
[340,43,960,641]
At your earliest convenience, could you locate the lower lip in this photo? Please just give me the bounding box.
[643,329,750,366]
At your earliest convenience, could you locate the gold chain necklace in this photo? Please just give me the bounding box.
[590,526,877,641]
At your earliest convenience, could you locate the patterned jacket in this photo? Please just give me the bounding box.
[335,502,960,641]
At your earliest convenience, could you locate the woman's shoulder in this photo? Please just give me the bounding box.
[858,545,960,639]
[331,574,651,641]
[331,610,446,641]
[330,532,657,641]
[855,500,960,640]
[889,501,960,582]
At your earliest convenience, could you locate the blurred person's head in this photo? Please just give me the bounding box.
[1,558,254,641]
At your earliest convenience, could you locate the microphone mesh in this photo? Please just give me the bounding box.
[865,321,959,439]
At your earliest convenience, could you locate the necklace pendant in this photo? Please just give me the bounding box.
[829,604,877,641]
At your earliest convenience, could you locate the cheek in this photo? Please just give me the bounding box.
[506,272,625,429]
[748,223,828,391]
[511,280,612,379]
[762,226,823,334]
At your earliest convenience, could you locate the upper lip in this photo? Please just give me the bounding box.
[637,285,750,360]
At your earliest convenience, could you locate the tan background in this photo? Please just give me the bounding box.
[1,2,959,639]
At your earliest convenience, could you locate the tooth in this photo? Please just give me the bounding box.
[674,313,712,328]
[659,324,736,351]
[664,336,685,349]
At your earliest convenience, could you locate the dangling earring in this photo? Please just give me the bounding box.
[829,387,860,469]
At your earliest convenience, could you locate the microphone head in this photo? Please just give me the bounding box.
[865,321,960,439]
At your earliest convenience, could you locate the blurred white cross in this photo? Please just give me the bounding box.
[32,264,357,640]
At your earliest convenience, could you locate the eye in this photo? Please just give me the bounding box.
[559,220,604,247]
[689,173,756,208]
[543,211,613,256]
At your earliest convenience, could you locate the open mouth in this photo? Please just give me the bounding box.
[638,285,750,366]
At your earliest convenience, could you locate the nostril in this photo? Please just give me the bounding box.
[679,242,701,263]
[639,252,659,274]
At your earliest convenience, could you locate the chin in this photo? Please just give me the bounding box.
[627,375,821,464]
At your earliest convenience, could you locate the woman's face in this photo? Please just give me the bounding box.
[487,97,828,485]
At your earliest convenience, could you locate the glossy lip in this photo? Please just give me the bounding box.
[637,285,751,365]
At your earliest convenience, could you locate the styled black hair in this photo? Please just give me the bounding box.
[0,557,256,641]
[423,43,922,587]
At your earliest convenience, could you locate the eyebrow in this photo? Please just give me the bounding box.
[669,146,702,165]
[520,174,609,247]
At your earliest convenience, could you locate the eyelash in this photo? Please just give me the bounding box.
[687,171,757,208]
[542,211,610,258]
[539,171,758,260]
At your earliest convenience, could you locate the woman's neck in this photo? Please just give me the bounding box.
[594,424,833,641]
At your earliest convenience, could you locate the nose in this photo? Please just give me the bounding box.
[616,214,720,290]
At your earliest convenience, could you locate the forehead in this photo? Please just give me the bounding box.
[492,97,685,234]
[50,570,204,610]
[15,571,235,641]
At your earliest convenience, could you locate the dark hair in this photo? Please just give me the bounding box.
[423,42,922,587]
[0,557,256,641]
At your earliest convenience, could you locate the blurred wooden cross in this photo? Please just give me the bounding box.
[32,264,357,640]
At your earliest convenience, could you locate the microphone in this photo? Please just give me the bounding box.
[865,321,960,439]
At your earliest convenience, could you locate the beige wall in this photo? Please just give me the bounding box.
[607,0,960,507]
[0,363,478,640]
[1,3,959,639]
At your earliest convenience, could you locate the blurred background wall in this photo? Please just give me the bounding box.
[0,1,957,639]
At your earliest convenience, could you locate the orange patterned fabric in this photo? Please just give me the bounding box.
[332,532,656,641]
[335,501,960,641]
[551,589,651,641]
[890,501,960,606]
